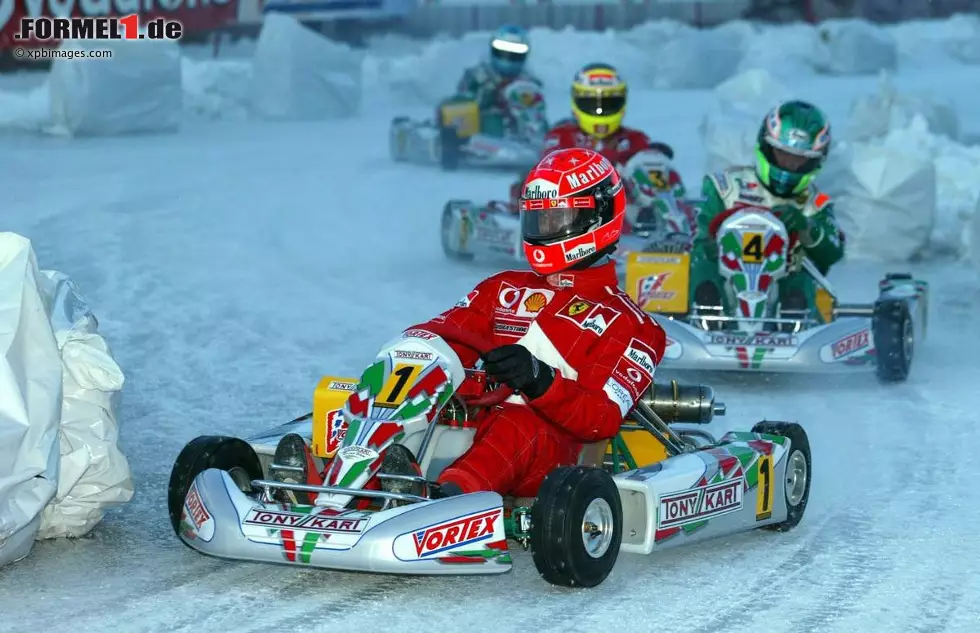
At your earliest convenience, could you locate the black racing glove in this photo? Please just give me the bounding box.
[483,344,555,400]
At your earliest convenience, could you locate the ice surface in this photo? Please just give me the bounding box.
[1,17,980,633]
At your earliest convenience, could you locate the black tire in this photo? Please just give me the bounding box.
[751,421,811,532]
[530,466,623,588]
[441,201,474,261]
[438,125,461,171]
[167,436,263,537]
[872,297,914,383]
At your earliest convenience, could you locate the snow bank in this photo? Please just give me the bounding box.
[814,19,898,75]
[888,13,980,66]
[48,39,181,136]
[250,13,362,121]
[700,69,792,173]
[0,233,132,568]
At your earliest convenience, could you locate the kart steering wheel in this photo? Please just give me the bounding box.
[413,323,514,408]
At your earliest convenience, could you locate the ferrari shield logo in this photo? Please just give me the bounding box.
[567,300,591,316]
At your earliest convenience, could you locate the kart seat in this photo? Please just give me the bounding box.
[578,440,609,469]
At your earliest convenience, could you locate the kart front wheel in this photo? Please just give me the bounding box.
[167,436,263,538]
[530,465,623,588]
[751,421,811,532]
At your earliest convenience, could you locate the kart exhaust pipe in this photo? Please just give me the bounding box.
[643,380,725,424]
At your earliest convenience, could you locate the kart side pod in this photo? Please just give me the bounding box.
[642,381,725,424]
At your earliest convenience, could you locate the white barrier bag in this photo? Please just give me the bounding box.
[829,143,936,261]
[700,69,792,174]
[48,39,181,136]
[36,271,132,539]
[0,233,133,568]
[250,13,362,121]
[0,234,63,568]
[848,73,960,142]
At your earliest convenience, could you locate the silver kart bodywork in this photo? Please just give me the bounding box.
[176,381,805,577]
[390,121,542,170]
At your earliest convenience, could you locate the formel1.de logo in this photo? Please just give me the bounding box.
[15,13,183,41]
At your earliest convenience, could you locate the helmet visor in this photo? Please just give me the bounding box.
[572,91,625,117]
[519,197,597,242]
[491,39,528,65]
[765,141,822,175]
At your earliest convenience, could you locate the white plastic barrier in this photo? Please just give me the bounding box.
[47,40,181,136]
[0,233,132,568]
[847,72,960,142]
[824,140,936,261]
[0,234,63,568]
[700,69,792,174]
[182,57,253,122]
[654,27,743,90]
[814,19,898,75]
[250,13,363,121]
[36,271,132,540]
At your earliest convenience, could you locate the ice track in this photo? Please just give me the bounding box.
[1,74,979,633]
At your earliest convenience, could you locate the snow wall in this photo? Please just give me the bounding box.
[0,233,133,569]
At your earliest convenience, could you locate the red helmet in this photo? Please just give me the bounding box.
[518,147,626,274]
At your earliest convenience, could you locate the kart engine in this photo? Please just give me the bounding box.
[642,380,726,424]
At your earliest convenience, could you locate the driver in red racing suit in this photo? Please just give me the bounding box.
[507,64,685,234]
[405,147,667,498]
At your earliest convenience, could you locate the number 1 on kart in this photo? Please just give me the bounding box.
[375,363,423,408]
[755,453,774,521]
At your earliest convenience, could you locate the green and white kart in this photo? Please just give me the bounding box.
[623,205,929,382]
[389,79,548,172]
[167,323,812,588]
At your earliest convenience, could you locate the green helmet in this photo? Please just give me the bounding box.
[755,100,831,197]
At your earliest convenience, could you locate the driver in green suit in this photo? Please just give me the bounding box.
[688,100,846,327]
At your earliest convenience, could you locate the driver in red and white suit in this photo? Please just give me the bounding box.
[403,147,666,498]
[506,64,685,234]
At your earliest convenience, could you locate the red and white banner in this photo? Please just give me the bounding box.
[0,0,241,49]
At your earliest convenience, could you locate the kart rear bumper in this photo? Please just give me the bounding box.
[654,314,883,373]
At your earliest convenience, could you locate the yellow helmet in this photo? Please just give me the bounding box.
[571,64,628,140]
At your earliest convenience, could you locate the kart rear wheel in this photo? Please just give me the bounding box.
[530,465,623,588]
[751,421,810,532]
[167,436,263,538]
[439,126,461,171]
[389,116,411,162]
[872,297,914,383]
